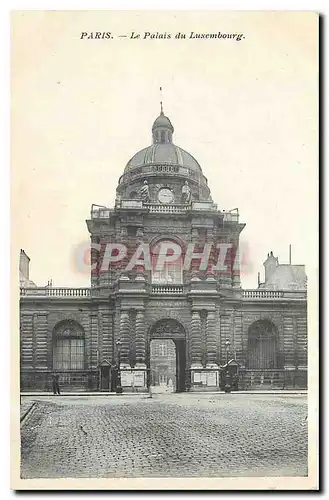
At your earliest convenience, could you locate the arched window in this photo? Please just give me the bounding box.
[151,240,183,284]
[247,320,278,369]
[53,321,85,370]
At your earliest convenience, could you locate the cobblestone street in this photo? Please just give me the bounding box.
[20,394,308,479]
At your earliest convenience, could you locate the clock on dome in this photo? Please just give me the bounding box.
[158,187,174,204]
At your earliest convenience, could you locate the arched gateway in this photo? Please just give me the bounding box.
[148,319,187,392]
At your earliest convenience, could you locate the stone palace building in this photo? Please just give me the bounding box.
[19,106,308,392]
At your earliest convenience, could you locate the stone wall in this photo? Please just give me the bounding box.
[20,298,116,391]
[20,292,308,392]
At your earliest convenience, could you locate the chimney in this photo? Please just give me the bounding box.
[263,251,278,283]
[19,249,30,281]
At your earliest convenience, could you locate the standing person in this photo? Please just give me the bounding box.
[232,373,239,391]
[52,373,60,395]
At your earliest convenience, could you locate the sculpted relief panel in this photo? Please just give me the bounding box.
[150,319,185,339]
[146,303,191,336]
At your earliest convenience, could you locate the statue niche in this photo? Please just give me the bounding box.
[139,180,150,202]
[181,181,191,204]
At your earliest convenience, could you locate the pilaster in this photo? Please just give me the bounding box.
[190,311,203,368]
[135,309,146,368]
[205,310,218,368]
[119,310,131,368]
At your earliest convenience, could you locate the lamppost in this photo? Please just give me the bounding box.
[116,339,123,394]
[224,339,231,393]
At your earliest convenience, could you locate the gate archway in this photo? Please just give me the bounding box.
[148,319,186,392]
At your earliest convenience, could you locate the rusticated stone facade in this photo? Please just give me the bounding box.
[20,108,307,392]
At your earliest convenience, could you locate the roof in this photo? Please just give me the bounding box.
[152,112,174,132]
[260,264,307,290]
[124,143,202,173]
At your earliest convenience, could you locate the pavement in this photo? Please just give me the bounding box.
[21,389,308,397]
[20,393,308,479]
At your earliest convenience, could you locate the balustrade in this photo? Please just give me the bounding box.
[146,203,189,213]
[151,284,184,294]
[243,289,307,299]
[20,287,91,297]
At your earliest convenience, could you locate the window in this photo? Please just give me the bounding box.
[53,324,85,370]
[159,344,167,356]
[247,320,278,369]
[151,241,183,284]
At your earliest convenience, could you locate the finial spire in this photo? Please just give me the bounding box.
[160,86,164,114]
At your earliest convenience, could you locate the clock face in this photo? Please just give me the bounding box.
[158,188,174,204]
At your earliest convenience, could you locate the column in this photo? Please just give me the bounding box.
[232,240,241,288]
[206,228,216,280]
[135,310,146,368]
[206,310,218,368]
[283,315,295,367]
[119,310,131,368]
[90,235,99,287]
[190,228,200,280]
[101,312,113,363]
[190,311,203,368]
[21,313,33,369]
[90,312,99,368]
[35,312,48,369]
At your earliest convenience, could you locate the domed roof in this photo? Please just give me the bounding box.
[152,111,174,132]
[125,143,201,173]
[124,106,202,174]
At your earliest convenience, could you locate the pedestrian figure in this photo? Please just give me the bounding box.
[52,373,60,395]
[232,373,239,391]
[224,372,231,393]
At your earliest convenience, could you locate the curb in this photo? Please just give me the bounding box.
[20,390,307,397]
[20,401,36,423]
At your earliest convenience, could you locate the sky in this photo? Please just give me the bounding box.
[11,10,318,289]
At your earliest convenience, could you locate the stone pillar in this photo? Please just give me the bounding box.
[232,240,241,288]
[190,228,200,280]
[119,310,131,368]
[90,235,99,288]
[190,311,203,368]
[35,312,48,369]
[89,312,98,369]
[135,310,146,368]
[206,310,219,368]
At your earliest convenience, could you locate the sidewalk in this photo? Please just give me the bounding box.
[20,389,307,397]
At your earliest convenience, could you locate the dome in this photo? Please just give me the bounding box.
[124,105,202,174]
[117,105,212,203]
[152,112,174,133]
[125,143,202,173]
